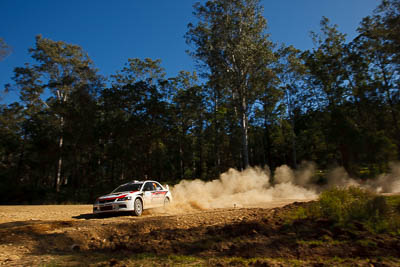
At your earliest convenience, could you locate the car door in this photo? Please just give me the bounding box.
[142,182,156,208]
[153,182,167,206]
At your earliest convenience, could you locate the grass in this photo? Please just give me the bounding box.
[386,195,400,209]
[41,253,204,267]
[296,239,344,246]
[356,239,378,248]
[127,254,204,266]
[288,187,400,234]
[41,254,292,267]
[41,253,400,267]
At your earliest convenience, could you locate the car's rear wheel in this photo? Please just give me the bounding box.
[133,198,143,216]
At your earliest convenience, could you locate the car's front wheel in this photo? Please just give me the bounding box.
[133,198,143,216]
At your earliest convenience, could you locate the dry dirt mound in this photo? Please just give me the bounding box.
[0,203,399,266]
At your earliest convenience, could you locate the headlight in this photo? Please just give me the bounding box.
[117,196,132,201]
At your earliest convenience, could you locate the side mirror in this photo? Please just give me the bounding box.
[166,185,169,190]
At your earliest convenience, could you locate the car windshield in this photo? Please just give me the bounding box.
[111,183,143,193]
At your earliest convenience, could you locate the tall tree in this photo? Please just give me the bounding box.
[277,46,307,168]
[112,58,165,86]
[303,17,359,174]
[168,71,205,179]
[355,0,400,158]
[186,0,275,169]
[11,35,100,192]
[102,58,168,182]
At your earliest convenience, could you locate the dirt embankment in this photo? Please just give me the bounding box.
[0,202,399,266]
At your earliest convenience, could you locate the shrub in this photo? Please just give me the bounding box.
[293,187,400,233]
[316,187,378,225]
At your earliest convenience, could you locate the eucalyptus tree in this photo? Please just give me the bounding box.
[276,46,308,168]
[303,18,360,174]
[5,64,47,184]
[252,51,280,169]
[112,58,165,86]
[186,0,276,169]
[355,0,400,159]
[167,71,206,178]
[0,103,24,187]
[102,58,168,182]
[10,35,100,192]
[305,18,350,108]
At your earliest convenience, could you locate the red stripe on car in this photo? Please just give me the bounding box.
[102,194,127,201]
[151,191,167,195]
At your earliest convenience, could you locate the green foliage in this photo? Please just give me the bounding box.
[318,187,374,224]
[297,239,343,246]
[186,0,278,168]
[356,239,378,248]
[111,58,165,85]
[386,195,400,210]
[293,187,400,233]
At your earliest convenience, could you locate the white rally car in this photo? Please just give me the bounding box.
[93,180,172,216]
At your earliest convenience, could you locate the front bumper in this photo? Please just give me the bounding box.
[93,200,135,214]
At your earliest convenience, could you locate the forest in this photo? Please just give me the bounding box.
[0,0,399,203]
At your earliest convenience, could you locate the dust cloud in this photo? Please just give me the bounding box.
[169,164,317,211]
[366,162,400,193]
[322,162,400,194]
[166,161,400,212]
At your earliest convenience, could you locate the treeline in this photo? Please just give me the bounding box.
[0,0,399,203]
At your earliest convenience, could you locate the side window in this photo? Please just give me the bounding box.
[143,182,155,191]
[154,182,163,191]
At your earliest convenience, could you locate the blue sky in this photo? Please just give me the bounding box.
[0,0,380,103]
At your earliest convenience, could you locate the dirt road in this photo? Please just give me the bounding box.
[0,199,309,223]
[0,199,399,266]
[0,200,304,266]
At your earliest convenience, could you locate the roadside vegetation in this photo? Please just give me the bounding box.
[289,187,400,234]
[43,252,400,267]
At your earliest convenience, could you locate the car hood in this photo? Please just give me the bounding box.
[98,191,140,201]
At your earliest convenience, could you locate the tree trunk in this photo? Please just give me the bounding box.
[213,89,221,176]
[55,116,64,192]
[291,118,297,169]
[55,91,67,192]
[264,115,273,170]
[179,141,184,179]
[16,132,26,182]
[240,98,249,169]
[287,89,297,169]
